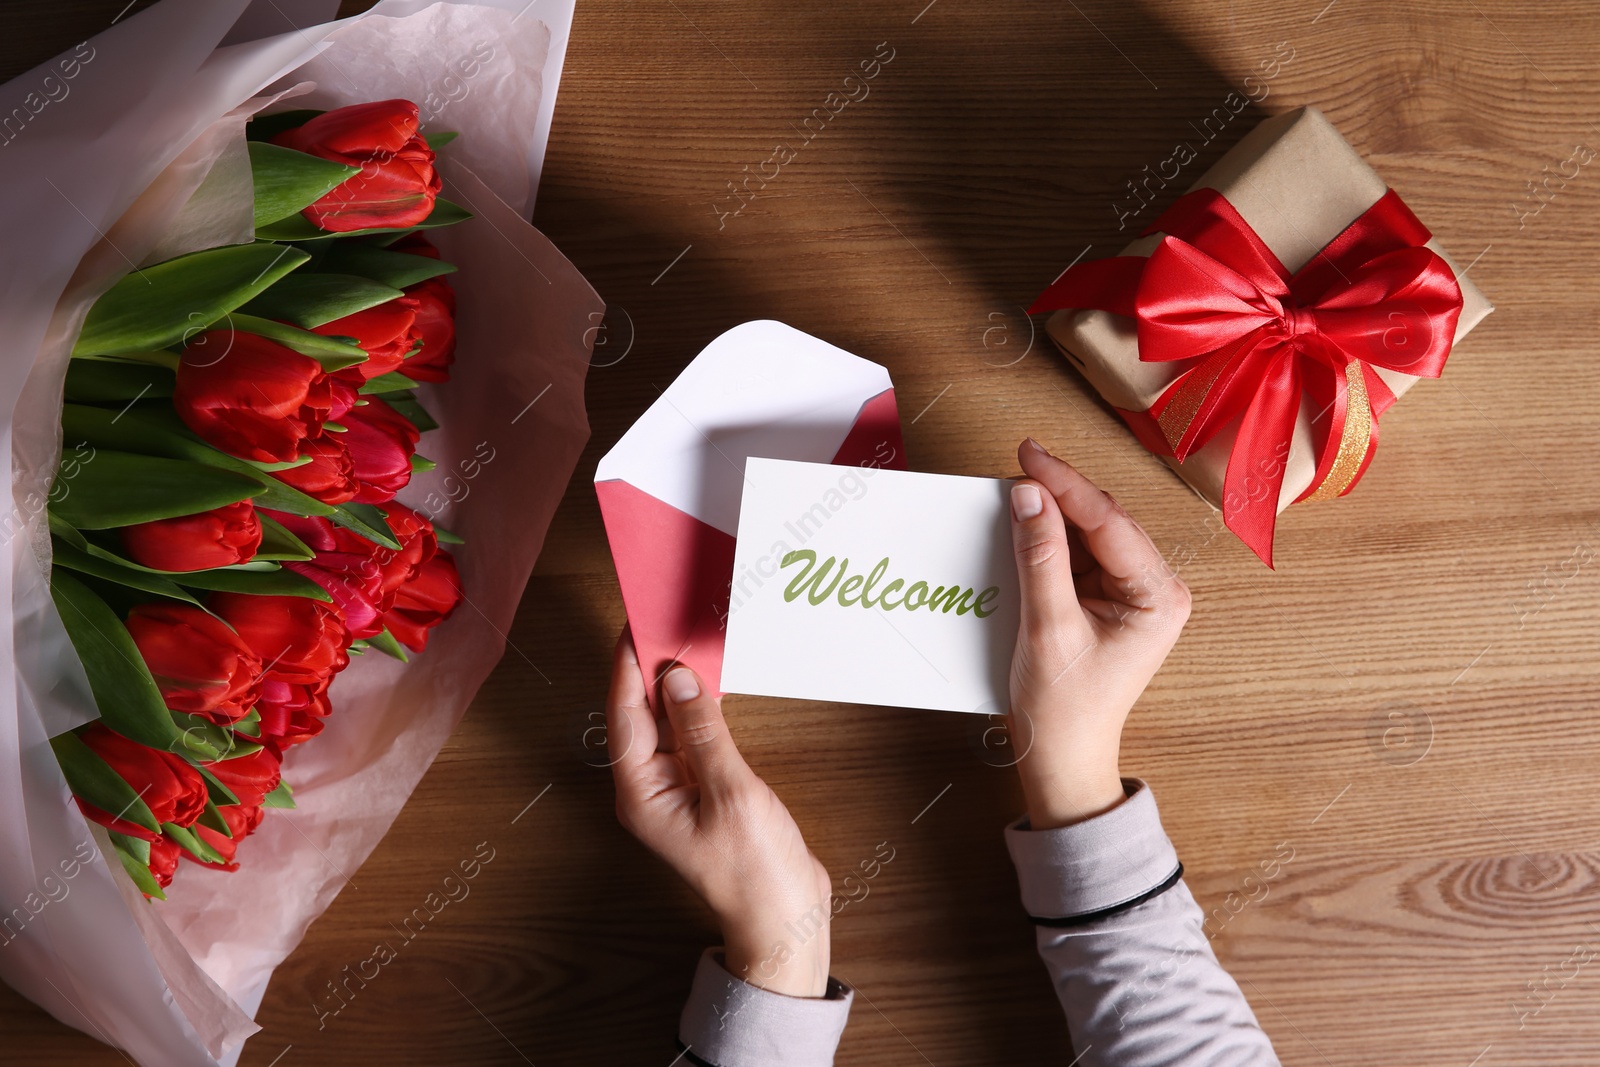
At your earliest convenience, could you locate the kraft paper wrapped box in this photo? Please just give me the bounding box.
[1038,106,1492,562]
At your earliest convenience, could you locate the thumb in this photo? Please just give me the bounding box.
[660,666,752,797]
[1010,479,1089,643]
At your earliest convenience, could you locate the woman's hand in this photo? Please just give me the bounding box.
[605,630,833,997]
[1007,439,1192,830]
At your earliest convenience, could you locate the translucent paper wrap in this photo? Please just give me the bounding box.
[0,2,599,1064]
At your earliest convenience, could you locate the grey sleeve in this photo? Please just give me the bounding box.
[677,948,853,1067]
[1004,780,1281,1066]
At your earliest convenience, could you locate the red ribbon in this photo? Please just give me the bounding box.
[1030,188,1463,566]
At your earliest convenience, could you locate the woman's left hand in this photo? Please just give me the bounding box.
[605,628,833,997]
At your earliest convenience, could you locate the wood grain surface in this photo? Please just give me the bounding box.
[3,1,1599,1064]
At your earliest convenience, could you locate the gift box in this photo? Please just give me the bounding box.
[1032,106,1492,565]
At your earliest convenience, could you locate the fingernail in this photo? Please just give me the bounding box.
[1024,437,1048,454]
[664,667,700,703]
[1011,483,1043,521]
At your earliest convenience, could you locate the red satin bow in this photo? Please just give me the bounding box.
[1030,188,1463,566]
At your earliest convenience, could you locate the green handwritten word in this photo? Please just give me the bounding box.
[779,550,1000,618]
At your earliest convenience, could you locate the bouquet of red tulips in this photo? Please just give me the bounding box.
[50,99,468,897]
[0,6,598,1064]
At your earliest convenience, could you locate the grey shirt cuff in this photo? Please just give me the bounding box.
[678,948,853,1067]
[1004,778,1182,922]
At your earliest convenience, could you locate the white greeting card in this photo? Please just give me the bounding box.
[721,458,1019,714]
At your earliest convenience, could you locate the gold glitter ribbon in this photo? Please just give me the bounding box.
[1304,361,1373,502]
[1155,350,1229,454]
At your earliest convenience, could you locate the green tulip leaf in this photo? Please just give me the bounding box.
[50,731,162,835]
[433,523,464,545]
[59,405,336,518]
[365,627,410,663]
[48,513,89,550]
[63,358,176,403]
[422,130,458,151]
[163,821,227,865]
[316,243,456,289]
[358,371,420,395]
[109,830,150,865]
[195,762,241,807]
[408,453,436,473]
[248,141,361,228]
[50,537,204,606]
[254,197,473,242]
[49,450,263,529]
[222,313,369,371]
[197,800,234,839]
[73,243,309,357]
[172,564,333,601]
[240,273,403,329]
[107,833,166,900]
[254,513,315,561]
[262,779,296,809]
[418,198,472,229]
[244,109,324,142]
[49,572,220,761]
[385,393,439,433]
[171,713,263,763]
[330,501,401,550]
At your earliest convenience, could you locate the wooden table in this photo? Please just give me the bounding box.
[4,1,1598,1063]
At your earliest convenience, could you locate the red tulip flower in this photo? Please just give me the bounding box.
[256,677,333,749]
[120,501,262,572]
[401,277,456,383]
[189,805,266,871]
[376,504,439,601]
[174,331,333,463]
[269,510,431,639]
[210,593,351,685]
[126,604,263,724]
[341,399,419,504]
[205,747,282,809]
[271,435,358,506]
[382,550,462,652]
[272,100,441,232]
[265,512,382,635]
[76,724,208,842]
[148,837,182,887]
[315,295,422,383]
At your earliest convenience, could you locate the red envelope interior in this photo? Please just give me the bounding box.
[596,388,905,705]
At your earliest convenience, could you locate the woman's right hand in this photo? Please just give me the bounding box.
[1006,439,1192,829]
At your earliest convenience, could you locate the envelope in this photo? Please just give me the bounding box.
[595,320,906,703]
